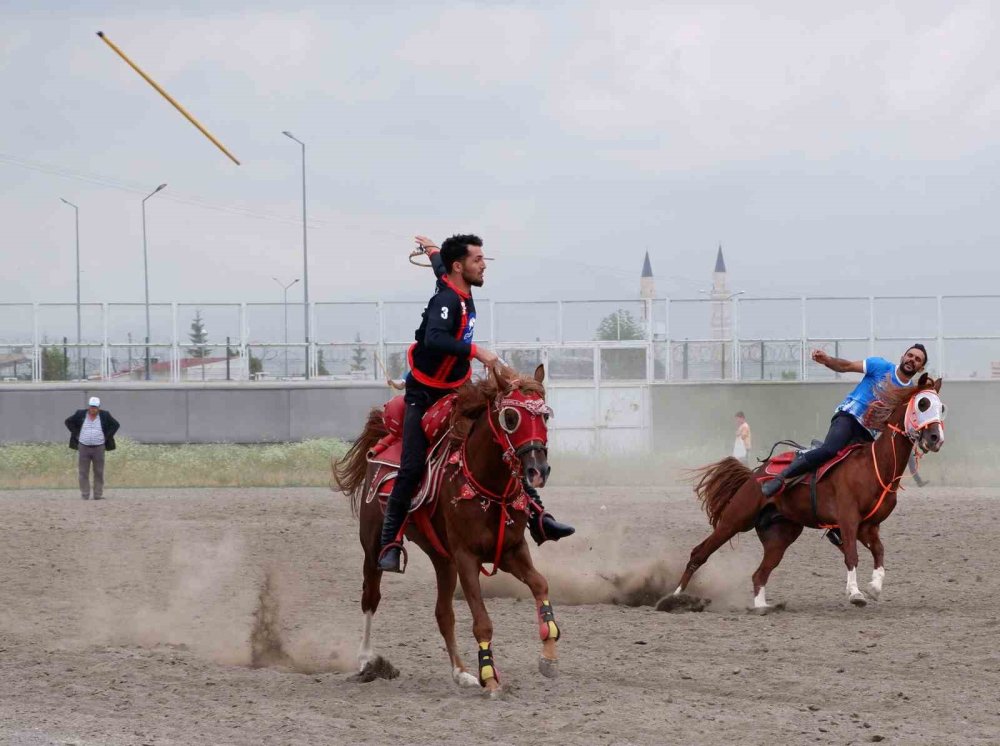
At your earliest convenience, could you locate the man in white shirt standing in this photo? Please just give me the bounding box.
[733,411,752,467]
[65,396,120,500]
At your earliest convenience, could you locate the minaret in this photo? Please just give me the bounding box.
[640,251,655,301]
[710,244,731,340]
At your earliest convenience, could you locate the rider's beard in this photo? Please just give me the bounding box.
[464,270,484,287]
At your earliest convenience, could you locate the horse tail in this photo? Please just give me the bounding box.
[332,407,387,516]
[688,457,754,528]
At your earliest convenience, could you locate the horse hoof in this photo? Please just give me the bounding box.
[849,592,868,607]
[866,583,882,601]
[452,668,479,688]
[538,656,559,679]
[482,680,502,698]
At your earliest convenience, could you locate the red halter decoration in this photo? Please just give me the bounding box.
[457,388,552,576]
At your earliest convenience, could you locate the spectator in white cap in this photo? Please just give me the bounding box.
[65,396,120,500]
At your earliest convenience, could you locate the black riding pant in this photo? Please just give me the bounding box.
[381,378,449,543]
[799,412,873,471]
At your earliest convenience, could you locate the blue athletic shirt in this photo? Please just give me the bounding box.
[835,356,914,431]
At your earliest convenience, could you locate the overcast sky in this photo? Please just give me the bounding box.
[2,0,999,311]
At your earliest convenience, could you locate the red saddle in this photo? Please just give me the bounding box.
[363,395,459,558]
[759,443,865,486]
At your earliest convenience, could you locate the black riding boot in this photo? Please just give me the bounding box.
[377,492,410,573]
[524,483,575,545]
[760,453,812,498]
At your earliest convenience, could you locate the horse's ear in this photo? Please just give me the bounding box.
[918,372,930,388]
[934,377,943,392]
[534,364,545,383]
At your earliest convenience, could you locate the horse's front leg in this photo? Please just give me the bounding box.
[859,523,885,600]
[501,538,559,679]
[837,515,867,607]
[454,548,500,694]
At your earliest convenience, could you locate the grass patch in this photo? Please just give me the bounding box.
[0,438,349,490]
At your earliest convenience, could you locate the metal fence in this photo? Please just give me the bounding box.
[1,296,998,383]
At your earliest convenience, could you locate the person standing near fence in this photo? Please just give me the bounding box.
[733,411,752,466]
[65,396,120,500]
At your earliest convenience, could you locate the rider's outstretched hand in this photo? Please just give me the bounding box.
[415,235,439,254]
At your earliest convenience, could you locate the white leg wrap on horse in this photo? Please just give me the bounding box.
[673,585,683,596]
[870,567,885,593]
[846,568,861,597]
[753,588,768,609]
[358,611,373,668]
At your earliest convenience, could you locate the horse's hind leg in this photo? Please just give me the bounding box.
[358,549,382,670]
[428,553,478,688]
[674,485,760,596]
[358,504,383,671]
[500,539,560,679]
[751,520,803,610]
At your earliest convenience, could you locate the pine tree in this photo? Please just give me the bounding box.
[188,310,209,358]
[350,332,367,372]
[595,309,645,341]
[317,348,330,376]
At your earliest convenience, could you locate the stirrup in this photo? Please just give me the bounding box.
[824,528,843,547]
[377,542,408,573]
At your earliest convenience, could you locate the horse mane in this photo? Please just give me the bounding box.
[862,375,931,431]
[448,372,545,442]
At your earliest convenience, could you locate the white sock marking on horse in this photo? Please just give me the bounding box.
[846,568,861,597]
[452,667,479,688]
[753,587,768,609]
[673,585,683,596]
[870,567,885,593]
[358,611,373,668]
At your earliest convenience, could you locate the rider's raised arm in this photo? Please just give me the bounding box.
[429,249,447,280]
[812,349,864,374]
[424,293,476,360]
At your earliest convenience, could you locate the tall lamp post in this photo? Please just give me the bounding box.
[59,198,81,379]
[272,276,299,378]
[141,183,167,380]
[282,131,310,379]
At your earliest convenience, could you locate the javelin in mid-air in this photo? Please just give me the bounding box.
[96,31,241,165]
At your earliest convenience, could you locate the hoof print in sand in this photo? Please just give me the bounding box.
[655,594,710,613]
[349,656,399,683]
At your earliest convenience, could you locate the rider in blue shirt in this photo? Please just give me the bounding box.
[760,344,929,504]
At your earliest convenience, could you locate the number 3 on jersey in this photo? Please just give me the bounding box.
[440,306,449,320]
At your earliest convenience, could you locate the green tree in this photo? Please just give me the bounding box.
[248,348,264,377]
[41,346,69,381]
[317,348,330,376]
[595,309,645,341]
[350,333,367,372]
[188,310,209,358]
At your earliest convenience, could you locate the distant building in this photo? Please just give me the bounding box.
[710,244,731,340]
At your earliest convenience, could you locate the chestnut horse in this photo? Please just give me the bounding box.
[333,365,560,693]
[670,374,946,610]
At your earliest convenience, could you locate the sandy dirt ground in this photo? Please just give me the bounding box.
[1,483,999,745]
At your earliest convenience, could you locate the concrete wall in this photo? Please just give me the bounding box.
[650,380,997,460]
[0,383,392,445]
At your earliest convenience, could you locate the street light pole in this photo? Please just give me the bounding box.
[59,198,80,379]
[141,183,167,380]
[282,131,310,379]
[272,276,300,379]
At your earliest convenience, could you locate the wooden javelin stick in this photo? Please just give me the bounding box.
[96,31,241,165]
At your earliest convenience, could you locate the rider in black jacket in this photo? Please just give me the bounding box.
[377,235,573,573]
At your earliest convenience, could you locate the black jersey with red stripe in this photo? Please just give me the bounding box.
[407,255,478,389]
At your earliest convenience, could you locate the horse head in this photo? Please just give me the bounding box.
[489,363,552,488]
[906,373,946,453]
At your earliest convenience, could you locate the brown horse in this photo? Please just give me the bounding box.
[670,374,946,610]
[333,365,560,694]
